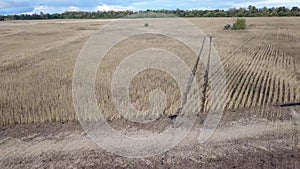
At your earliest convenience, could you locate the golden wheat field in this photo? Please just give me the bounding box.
[0,18,299,126]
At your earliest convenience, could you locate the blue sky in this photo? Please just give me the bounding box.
[0,0,300,15]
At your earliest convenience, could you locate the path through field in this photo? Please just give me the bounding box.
[1,106,299,168]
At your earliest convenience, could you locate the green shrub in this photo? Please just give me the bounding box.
[235,18,246,30]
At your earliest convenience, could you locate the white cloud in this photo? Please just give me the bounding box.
[21,6,47,14]
[130,0,232,10]
[21,5,81,15]
[34,5,60,13]
[20,3,133,15]
[233,0,300,8]
[96,4,133,11]
[68,6,79,11]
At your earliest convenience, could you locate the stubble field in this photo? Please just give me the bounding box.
[0,17,299,168]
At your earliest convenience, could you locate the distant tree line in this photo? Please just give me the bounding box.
[1,6,300,21]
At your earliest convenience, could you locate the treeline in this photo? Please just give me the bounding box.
[1,6,300,20]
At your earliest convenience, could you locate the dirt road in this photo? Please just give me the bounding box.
[1,107,299,168]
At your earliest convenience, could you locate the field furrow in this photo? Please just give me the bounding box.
[258,72,270,107]
[262,72,272,107]
[1,18,299,126]
[230,45,268,109]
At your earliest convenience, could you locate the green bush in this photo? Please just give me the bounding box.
[235,18,246,30]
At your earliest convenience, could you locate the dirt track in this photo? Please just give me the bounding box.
[1,106,299,168]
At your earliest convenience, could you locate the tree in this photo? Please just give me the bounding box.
[262,7,269,16]
[248,5,257,14]
[236,8,246,17]
[204,12,215,17]
[228,8,237,16]
[1,6,300,20]
[291,6,299,12]
[291,6,299,16]
[40,12,45,19]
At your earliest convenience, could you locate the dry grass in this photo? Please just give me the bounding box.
[0,18,299,126]
[95,33,204,121]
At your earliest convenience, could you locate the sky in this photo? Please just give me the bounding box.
[0,0,300,15]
